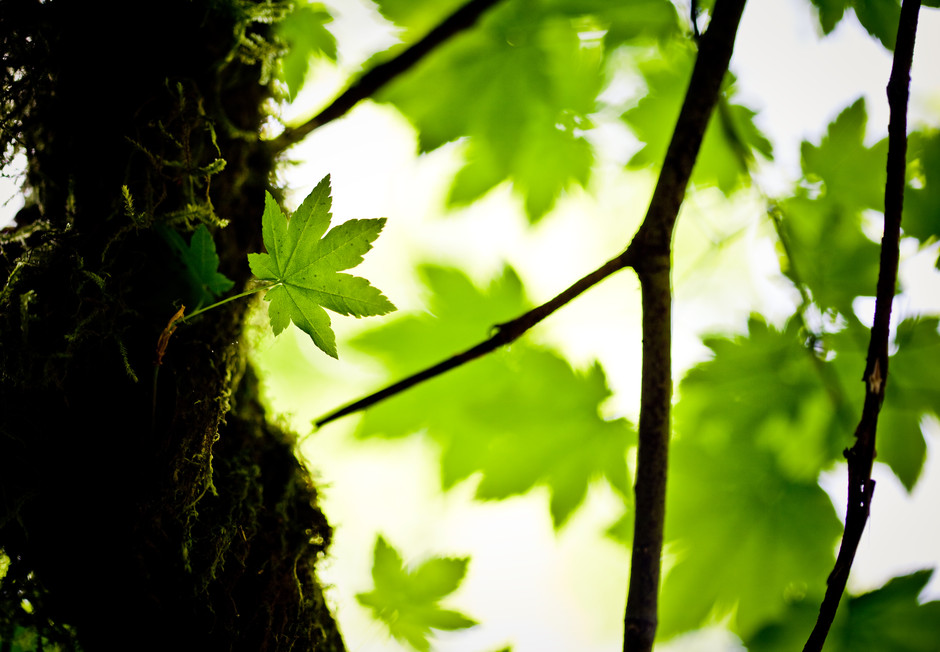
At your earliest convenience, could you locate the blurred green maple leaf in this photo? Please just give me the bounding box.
[808,0,901,49]
[352,265,634,527]
[660,411,842,639]
[356,536,477,652]
[800,98,887,214]
[276,2,337,100]
[622,39,772,195]
[904,129,940,251]
[248,175,395,358]
[776,99,889,318]
[655,317,846,638]
[747,570,940,651]
[826,317,940,491]
[379,3,601,221]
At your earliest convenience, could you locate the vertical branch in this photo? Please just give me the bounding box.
[802,2,921,651]
[622,1,747,650]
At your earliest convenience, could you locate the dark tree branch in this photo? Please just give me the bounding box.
[622,2,747,650]
[270,0,503,152]
[802,2,921,650]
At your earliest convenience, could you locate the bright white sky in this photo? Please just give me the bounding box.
[1,2,938,651]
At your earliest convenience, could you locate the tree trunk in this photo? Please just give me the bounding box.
[0,2,344,649]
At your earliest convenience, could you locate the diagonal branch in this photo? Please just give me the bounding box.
[802,1,921,650]
[315,250,635,428]
[270,0,503,153]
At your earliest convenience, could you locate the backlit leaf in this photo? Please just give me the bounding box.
[904,129,940,248]
[622,40,772,195]
[776,193,881,318]
[655,316,848,637]
[276,2,337,100]
[352,266,634,527]
[248,175,395,358]
[800,98,887,214]
[747,571,940,651]
[356,536,476,652]
[827,318,940,491]
[661,413,842,639]
[380,3,603,221]
[808,0,900,49]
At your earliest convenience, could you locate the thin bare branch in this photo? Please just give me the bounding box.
[270,0,503,152]
[802,2,921,650]
[314,250,634,428]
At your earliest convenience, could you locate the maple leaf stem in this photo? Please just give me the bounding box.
[180,283,274,323]
[802,2,921,651]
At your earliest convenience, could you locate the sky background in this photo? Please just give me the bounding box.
[1,2,938,651]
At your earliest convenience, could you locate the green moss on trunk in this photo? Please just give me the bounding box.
[0,2,344,649]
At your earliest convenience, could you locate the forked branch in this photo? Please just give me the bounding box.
[622,2,747,650]
[802,1,921,650]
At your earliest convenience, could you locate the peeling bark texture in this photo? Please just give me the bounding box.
[0,2,344,649]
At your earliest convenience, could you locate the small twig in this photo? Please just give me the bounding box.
[270,0,503,152]
[802,2,921,650]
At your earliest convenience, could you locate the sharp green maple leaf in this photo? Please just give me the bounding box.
[356,536,477,652]
[247,175,395,358]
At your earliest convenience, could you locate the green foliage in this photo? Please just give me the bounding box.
[676,317,848,481]
[622,40,773,194]
[808,0,901,49]
[373,0,465,41]
[248,175,396,358]
[352,266,634,527]
[657,317,844,638]
[746,570,940,651]
[826,318,940,490]
[276,1,337,100]
[356,536,477,652]
[162,224,235,309]
[377,0,682,221]
[800,98,887,214]
[778,99,885,317]
[904,129,940,252]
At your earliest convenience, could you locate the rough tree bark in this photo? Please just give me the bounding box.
[0,2,344,649]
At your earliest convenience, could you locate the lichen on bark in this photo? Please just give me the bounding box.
[0,1,344,649]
